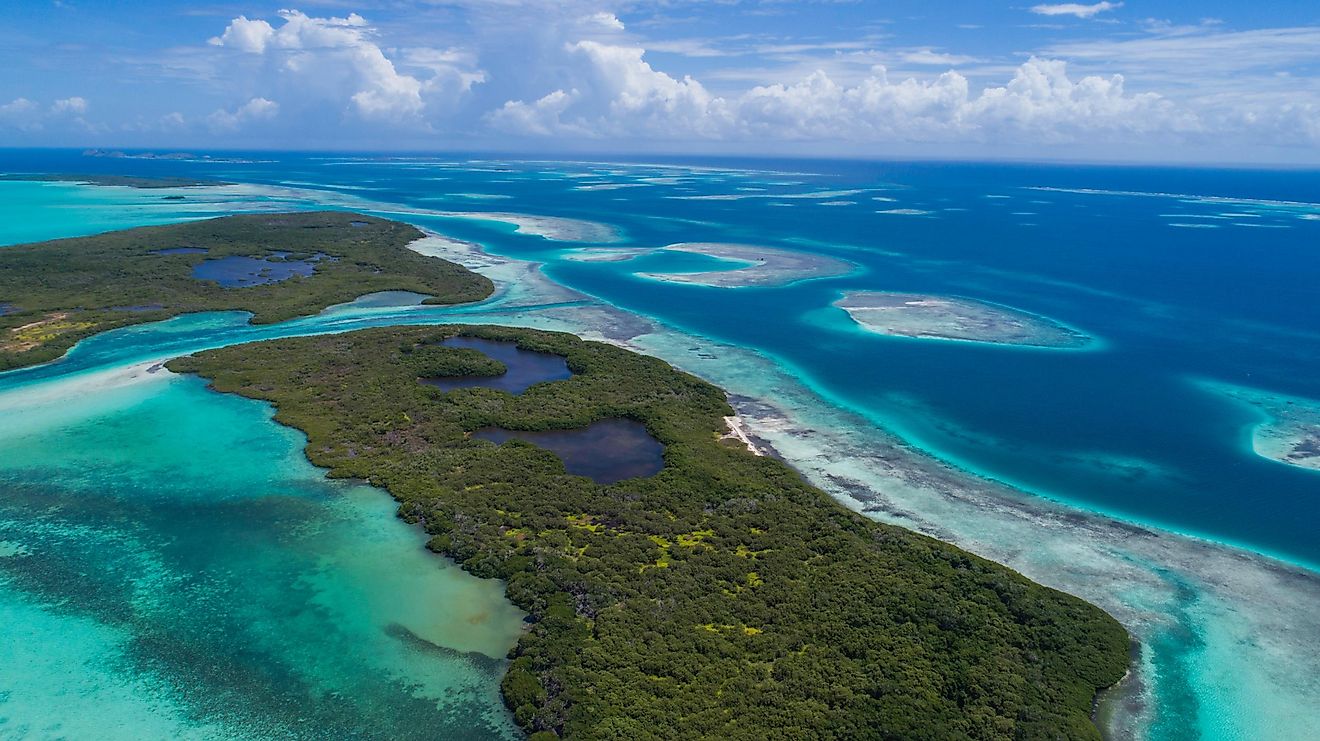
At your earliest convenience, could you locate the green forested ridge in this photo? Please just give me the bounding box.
[169,325,1130,740]
[0,212,492,370]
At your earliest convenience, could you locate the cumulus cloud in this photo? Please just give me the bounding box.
[0,98,42,130]
[584,12,624,31]
[50,97,88,115]
[160,112,187,130]
[186,5,1317,153]
[489,40,724,138]
[492,44,1192,145]
[208,97,279,131]
[0,96,93,131]
[209,15,278,53]
[209,9,481,123]
[1030,2,1123,19]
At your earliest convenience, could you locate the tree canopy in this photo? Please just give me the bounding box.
[171,325,1129,740]
[0,211,491,369]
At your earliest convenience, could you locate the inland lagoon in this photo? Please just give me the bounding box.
[191,252,332,288]
[474,419,664,485]
[420,336,572,394]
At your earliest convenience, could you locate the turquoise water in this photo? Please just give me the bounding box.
[0,366,525,739]
[2,152,1320,739]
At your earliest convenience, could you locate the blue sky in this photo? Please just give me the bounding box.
[3,1,1320,163]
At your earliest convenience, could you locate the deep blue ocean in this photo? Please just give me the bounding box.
[2,149,1318,739]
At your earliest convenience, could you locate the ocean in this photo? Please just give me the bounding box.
[0,149,1317,739]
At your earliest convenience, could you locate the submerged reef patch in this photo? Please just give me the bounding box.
[1201,381,1320,472]
[636,242,855,288]
[835,291,1092,348]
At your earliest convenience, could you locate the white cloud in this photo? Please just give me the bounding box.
[0,96,93,132]
[208,15,277,53]
[210,11,368,54]
[208,97,279,131]
[1030,2,1123,19]
[492,46,1192,145]
[209,10,480,123]
[161,112,187,130]
[1038,24,1320,144]
[1043,25,1320,79]
[50,97,88,115]
[0,98,42,130]
[584,12,624,31]
[182,5,1320,155]
[490,40,726,138]
[900,49,979,66]
[490,89,581,136]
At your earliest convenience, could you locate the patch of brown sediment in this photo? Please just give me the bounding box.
[3,312,97,353]
[1282,431,1320,470]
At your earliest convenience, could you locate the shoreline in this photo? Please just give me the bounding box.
[720,413,769,456]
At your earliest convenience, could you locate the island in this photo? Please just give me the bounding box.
[0,173,229,188]
[82,148,264,164]
[0,212,492,370]
[835,291,1092,348]
[169,324,1129,740]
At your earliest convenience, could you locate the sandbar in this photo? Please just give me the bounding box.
[835,291,1091,348]
[559,247,652,263]
[637,242,854,288]
[444,211,621,243]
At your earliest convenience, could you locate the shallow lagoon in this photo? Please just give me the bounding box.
[0,368,525,740]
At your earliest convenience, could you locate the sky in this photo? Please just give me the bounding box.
[2,0,1320,164]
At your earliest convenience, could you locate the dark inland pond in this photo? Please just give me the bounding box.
[474,419,664,485]
[421,336,573,394]
[423,337,664,483]
[191,252,333,287]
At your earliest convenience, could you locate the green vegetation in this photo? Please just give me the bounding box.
[0,212,492,370]
[0,173,227,188]
[170,325,1130,740]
